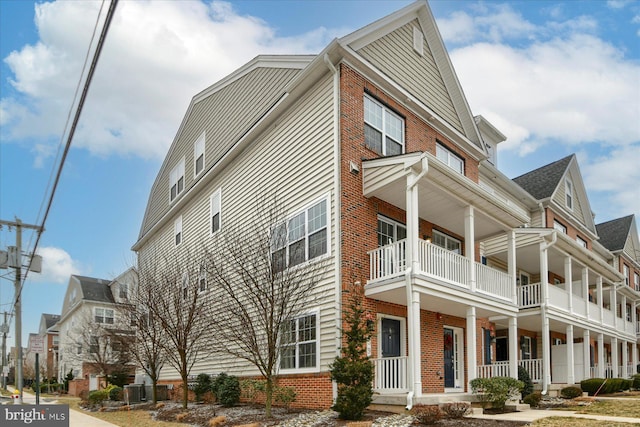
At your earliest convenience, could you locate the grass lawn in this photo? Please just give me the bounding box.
[568,400,640,418]
[533,417,640,426]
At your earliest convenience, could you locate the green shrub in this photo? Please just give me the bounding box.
[470,377,523,411]
[441,402,469,418]
[109,386,123,401]
[87,389,109,405]
[518,365,533,399]
[194,373,212,401]
[560,386,582,399]
[632,374,640,390]
[217,375,240,407]
[240,379,265,403]
[212,372,228,401]
[411,404,442,425]
[523,391,542,407]
[580,378,631,395]
[274,386,296,410]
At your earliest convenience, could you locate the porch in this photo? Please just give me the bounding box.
[368,238,512,302]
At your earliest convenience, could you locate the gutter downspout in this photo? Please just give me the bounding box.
[324,53,342,405]
[540,231,557,395]
[539,203,546,228]
[405,156,429,410]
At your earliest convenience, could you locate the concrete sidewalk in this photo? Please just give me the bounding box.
[5,386,118,427]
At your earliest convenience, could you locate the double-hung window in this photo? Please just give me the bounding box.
[635,273,639,292]
[433,230,461,254]
[119,282,128,299]
[95,308,114,324]
[271,198,328,271]
[210,189,221,234]
[436,142,464,174]
[565,178,573,210]
[280,313,318,370]
[181,273,189,300]
[364,95,404,156]
[170,158,185,202]
[624,265,630,286]
[194,132,205,176]
[89,336,99,354]
[576,236,587,249]
[553,220,567,234]
[174,216,183,246]
[198,265,207,293]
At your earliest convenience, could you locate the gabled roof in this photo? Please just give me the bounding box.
[596,215,634,252]
[42,313,60,330]
[513,155,573,200]
[74,275,115,304]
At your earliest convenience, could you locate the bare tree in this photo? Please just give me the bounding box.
[138,249,212,409]
[65,310,135,386]
[204,196,329,417]
[116,269,166,404]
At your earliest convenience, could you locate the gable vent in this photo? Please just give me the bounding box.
[413,26,424,56]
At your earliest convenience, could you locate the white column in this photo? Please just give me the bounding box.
[633,342,638,375]
[540,241,551,391]
[597,277,603,324]
[583,330,591,379]
[582,267,589,317]
[509,317,518,379]
[566,325,575,384]
[564,256,573,313]
[508,230,517,305]
[466,307,477,391]
[465,206,476,292]
[611,285,618,329]
[622,295,627,325]
[411,290,422,396]
[597,333,605,378]
[622,340,628,378]
[611,337,619,378]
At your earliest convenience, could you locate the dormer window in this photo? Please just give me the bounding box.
[170,158,185,202]
[565,178,573,210]
[436,142,464,174]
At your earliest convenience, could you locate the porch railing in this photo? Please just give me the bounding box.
[475,263,511,300]
[477,361,510,378]
[373,356,408,392]
[637,321,640,334]
[369,240,406,281]
[475,359,542,383]
[518,283,541,308]
[418,240,469,286]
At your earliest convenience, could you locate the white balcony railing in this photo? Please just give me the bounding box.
[477,361,510,379]
[418,240,469,286]
[518,283,541,308]
[475,263,511,300]
[373,356,408,392]
[369,240,406,281]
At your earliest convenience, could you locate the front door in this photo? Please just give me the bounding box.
[379,318,402,390]
[444,327,463,390]
[381,318,401,357]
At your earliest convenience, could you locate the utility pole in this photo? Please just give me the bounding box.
[1,311,7,389]
[0,218,43,404]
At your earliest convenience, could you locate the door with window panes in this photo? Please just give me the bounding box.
[377,217,406,275]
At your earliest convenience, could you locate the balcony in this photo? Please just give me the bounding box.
[518,283,635,334]
[368,239,512,302]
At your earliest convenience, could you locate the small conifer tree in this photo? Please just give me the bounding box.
[329,283,374,420]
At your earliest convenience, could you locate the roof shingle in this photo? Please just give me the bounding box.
[513,155,573,200]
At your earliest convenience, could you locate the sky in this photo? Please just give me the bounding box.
[0,0,639,351]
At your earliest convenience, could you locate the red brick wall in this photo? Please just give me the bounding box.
[68,379,89,397]
[545,209,591,249]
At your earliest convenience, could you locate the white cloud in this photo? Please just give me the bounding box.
[607,0,634,10]
[450,35,640,152]
[31,246,82,284]
[1,0,342,160]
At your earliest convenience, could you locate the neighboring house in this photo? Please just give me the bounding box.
[133,0,640,409]
[38,313,60,381]
[57,269,136,391]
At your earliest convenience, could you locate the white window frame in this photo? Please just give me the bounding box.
[271,195,330,271]
[553,220,567,234]
[436,142,464,174]
[377,216,406,246]
[432,230,462,254]
[576,236,587,249]
[95,308,114,325]
[118,282,128,299]
[565,178,573,210]
[194,132,205,177]
[174,216,183,246]
[624,264,630,286]
[210,189,221,235]
[198,265,207,293]
[364,95,405,156]
[181,273,189,300]
[635,273,639,292]
[170,157,185,202]
[521,336,532,360]
[279,311,320,373]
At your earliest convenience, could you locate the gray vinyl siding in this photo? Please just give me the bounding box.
[357,20,463,134]
[139,67,302,239]
[552,173,586,225]
[140,75,337,379]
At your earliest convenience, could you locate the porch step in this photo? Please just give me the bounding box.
[505,403,530,412]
